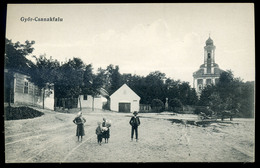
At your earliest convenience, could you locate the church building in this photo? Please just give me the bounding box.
[193,36,225,96]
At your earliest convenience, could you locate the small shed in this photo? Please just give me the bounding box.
[110,84,140,112]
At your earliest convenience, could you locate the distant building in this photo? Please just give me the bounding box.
[78,95,106,110]
[78,88,109,110]
[193,36,225,96]
[4,69,54,110]
[110,84,140,112]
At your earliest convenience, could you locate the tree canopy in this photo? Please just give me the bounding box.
[198,70,254,118]
[5,38,35,74]
[5,38,254,117]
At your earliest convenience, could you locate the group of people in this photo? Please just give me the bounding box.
[72,111,141,145]
[96,118,111,145]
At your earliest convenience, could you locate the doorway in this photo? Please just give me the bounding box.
[118,103,131,112]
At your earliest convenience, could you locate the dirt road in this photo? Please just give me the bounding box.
[4,108,254,162]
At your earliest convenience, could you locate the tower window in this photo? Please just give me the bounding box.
[208,53,211,59]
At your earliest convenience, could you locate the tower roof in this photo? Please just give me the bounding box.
[206,37,214,45]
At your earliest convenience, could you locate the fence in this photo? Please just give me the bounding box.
[55,98,78,110]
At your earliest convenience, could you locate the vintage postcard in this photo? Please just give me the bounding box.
[4,3,255,163]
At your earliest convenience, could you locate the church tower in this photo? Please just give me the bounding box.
[204,37,216,74]
[193,36,224,96]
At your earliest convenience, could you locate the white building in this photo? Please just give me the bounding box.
[193,36,225,96]
[78,95,107,110]
[110,84,140,112]
[78,88,109,110]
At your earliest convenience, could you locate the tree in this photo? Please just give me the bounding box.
[120,70,198,109]
[178,82,191,105]
[144,71,166,104]
[81,66,105,111]
[207,92,224,115]
[218,70,234,85]
[30,54,60,109]
[90,72,105,111]
[239,81,254,117]
[199,70,254,118]
[151,99,164,112]
[54,57,86,109]
[4,38,36,107]
[169,98,183,112]
[5,38,35,73]
[198,84,215,106]
[106,64,122,94]
[187,88,198,105]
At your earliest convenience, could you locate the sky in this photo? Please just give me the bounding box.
[5,3,255,86]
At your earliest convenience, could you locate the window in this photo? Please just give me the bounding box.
[24,81,29,94]
[197,79,203,85]
[208,53,211,59]
[206,79,212,85]
[83,95,88,100]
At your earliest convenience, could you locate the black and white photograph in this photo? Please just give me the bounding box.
[4,3,255,163]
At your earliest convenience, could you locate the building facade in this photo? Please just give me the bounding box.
[4,69,55,110]
[78,95,107,110]
[110,84,140,112]
[193,37,225,96]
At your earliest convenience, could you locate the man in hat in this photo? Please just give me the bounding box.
[129,111,141,142]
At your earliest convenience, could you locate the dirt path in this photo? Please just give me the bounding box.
[4,108,254,163]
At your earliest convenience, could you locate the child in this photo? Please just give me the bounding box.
[102,118,111,143]
[96,122,103,145]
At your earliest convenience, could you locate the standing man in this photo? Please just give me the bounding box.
[129,111,141,142]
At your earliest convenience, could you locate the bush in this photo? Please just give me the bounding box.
[151,99,164,112]
[194,106,212,115]
[168,98,182,112]
[4,106,44,120]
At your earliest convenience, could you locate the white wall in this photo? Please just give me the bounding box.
[110,84,140,112]
[78,95,105,110]
[36,88,55,110]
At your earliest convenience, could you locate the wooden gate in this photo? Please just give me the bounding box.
[119,103,131,112]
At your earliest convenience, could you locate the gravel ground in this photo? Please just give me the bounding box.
[4,107,255,163]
